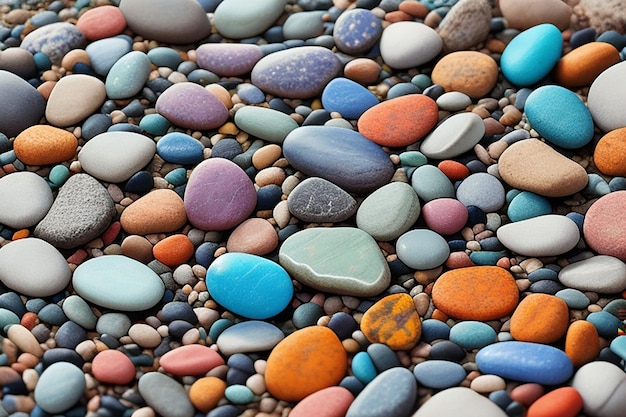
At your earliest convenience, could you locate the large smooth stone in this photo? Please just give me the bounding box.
[72,255,165,311]
[411,165,455,202]
[213,0,285,39]
[583,191,626,261]
[321,77,379,119]
[499,0,572,31]
[412,387,507,417]
[396,229,450,270]
[587,60,626,132]
[497,214,580,257]
[196,43,263,76]
[216,321,285,356]
[155,82,229,130]
[119,0,211,44]
[105,50,151,99]
[159,344,225,376]
[85,36,132,76]
[455,172,505,212]
[0,238,71,297]
[413,360,467,389]
[379,21,442,69]
[0,171,53,229]
[420,112,485,159]
[476,341,574,385]
[283,126,394,194]
[333,8,382,55]
[346,368,417,417]
[279,227,390,297]
[571,361,626,417]
[138,372,194,417]
[559,255,626,293]
[45,74,106,127]
[207,253,293,319]
[20,22,85,65]
[34,362,86,414]
[78,131,156,183]
[361,293,421,350]
[0,70,46,138]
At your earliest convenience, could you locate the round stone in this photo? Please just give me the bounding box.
[0,171,53,229]
[13,124,78,165]
[360,293,421,350]
[396,229,450,270]
[91,350,136,385]
[379,21,442,69]
[34,362,86,414]
[155,82,229,130]
[431,51,498,99]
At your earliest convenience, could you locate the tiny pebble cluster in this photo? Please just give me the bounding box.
[0,0,625,417]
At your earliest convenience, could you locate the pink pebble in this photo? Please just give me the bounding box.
[159,344,225,377]
[289,386,354,417]
[445,251,474,269]
[76,5,127,41]
[91,350,136,385]
[583,190,626,261]
[510,383,545,407]
[422,198,468,235]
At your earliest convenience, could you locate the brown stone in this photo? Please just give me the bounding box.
[120,189,187,235]
[499,0,572,31]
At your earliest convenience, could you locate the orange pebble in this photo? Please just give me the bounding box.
[526,387,583,417]
[510,294,569,344]
[20,312,40,331]
[360,293,421,350]
[384,10,413,22]
[593,127,626,176]
[13,125,78,165]
[398,0,430,18]
[152,234,194,267]
[554,42,621,88]
[189,377,226,413]
[565,320,600,367]
[12,229,30,240]
[438,160,470,180]
[431,51,499,99]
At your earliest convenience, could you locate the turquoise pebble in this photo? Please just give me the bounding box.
[469,250,507,266]
[164,167,187,186]
[449,321,496,350]
[321,77,379,119]
[105,51,152,99]
[48,164,70,187]
[399,151,428,167]
[411,74,432,90]
[609,336,626,361]
[146,47,183,69]
[507,191,552,221]
[413,360,467,389]
[224,385,255,405]
[208,318,234,342]
[156,132,204,165]
[586,311,623,338]
[33,52,51,71]
[584,173,611,197]
[387,82,422,99]
[555,288,590,309]
[411,165,455,202]
[501,24,563,86]
[351,351,378,384]
[139,113,172,135]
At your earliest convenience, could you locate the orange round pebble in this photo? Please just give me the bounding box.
[437,160,470,180]
[384,10,413,22]
[398,0,429,18]
[343,58,381,85]
[189,377,226,413]
[13,125,78,165]
[120,189,188,235]
[509,293,569,344]
[565,320,600,367]
[593,127,626,176]
[76,5,127,41]
[91,349,136,385]
[526,387,583,417]
[431,51,499,99]
[358,94,439,147]
[152,234,194,267]
[554,42,621,88]
[226,218,278,256]
[20,312,39,330]
[360,293,421,350]
[431,266,519,320]
[12,229,30,240]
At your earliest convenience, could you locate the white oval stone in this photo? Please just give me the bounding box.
[587,60,626,132]
[571,361,626,417]
[496,214,580,257]
[558,255,626,293]
[412,387,507,417]
[45,74,106,127]
[420,112,485,159]
[380,22,442,69]
[78,131,156,183]
[0,171,53,229]
[0,238,71,297]
[436,91,472,111]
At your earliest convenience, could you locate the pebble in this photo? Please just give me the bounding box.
[153,234,194,267]
[159,344,225,376]
[431,51,497,99]
[207,252,293,319]
[396,229,450,270]
[594,127,626,176]
[379,21,442,69]
[215,320,284,356]
[571,361,626,417]
[587,60,626,132]
[356,181,421,241]
[321,77,379,119]
[437,0,491,52]
[45,74,106,127]
[497,139,589,197]
[226,218,279,255]
[343,58,381,84]
[234,106,299,144]
[431,266,519,320]
[188,377,226,413]
[119,0,211,44]
[6,324,43,357]
[251,46,342,99]
[137,372,195,417]
[75,5,127,41]
[120,189,187,235]
[470,374,507,393]
[506,191,552,222]
[282,10,325,40]
[155,82,229,130]
[456,172,506,212]
[360,293,421,350]
[411,165,455,202]
[156,132,204,165]
[13,124,77,165]
[524,85,594,149]
[556,288,590,309]
[436,91,472,111]
[413,360,466,389]
[526,387,583,417]
[184,158,257,231]
[85,36,132,76]
[72,255,165,311]
[195,43,263,77]
[287,177,358,223]
[565,320,600,368]
[500,24,563,86]
[279,227,390,297]
[0,171,53,229]
[333,8,382,55]
[476,341,574,385]
[582,191,626,261]
[265,326,347,402]
[419,111,485,158]
[498,0,572,31]
[213,0,285,39]
[283,126,395,194]
[358,93,439,147]
[33,362,86,414]
[0,70,46,138]
[0,47,37,79]
[413,387,507,417]
[510,294,569,343]
[449,321,496,350]
[20,22,85,65]
[496,214,580,257]
[558,255,626,293]
[554,42,621,88]
[91,350,136,385]
[289,386,354,417]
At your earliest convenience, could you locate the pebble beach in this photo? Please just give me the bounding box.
[0,0,626,416]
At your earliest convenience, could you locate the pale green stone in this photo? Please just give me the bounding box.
[61,295,98,330]
[234,106,299,144]
[279,227,390,297]
[214,0,287,39]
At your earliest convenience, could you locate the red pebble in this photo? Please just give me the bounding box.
[289,386,354,417]
[92,350,136,385]
[20,312,40,331]
[438,160,470,180]
[526,387,583,417]
[510,383,545,407]
[152,234,194,267]
[159,344,225,377]
[76,5,127,41]
[101,221,121,246]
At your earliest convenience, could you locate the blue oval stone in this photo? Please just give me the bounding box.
[321,77,379,119]
[156,132,205,165]
[449,321,496,350]
[351,351,378,384]
[413,360,467,389]
[507,191,552,222]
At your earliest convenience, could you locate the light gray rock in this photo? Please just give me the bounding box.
[412,387,507,417]
[420,112,485,159]
[437,0,492,52]
[587,60,626,132]
[559,255,626,293]
[0,171,53,229]
[216,321,285,356]
[138,372,194,417]
[497,214,580,257]
[571,361,626,417]
[380,22,442,69]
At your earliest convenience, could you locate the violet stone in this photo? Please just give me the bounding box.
[155,82,228,130]
[195,43,264,77]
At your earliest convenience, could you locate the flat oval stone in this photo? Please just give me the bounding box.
[76,5,127,41]
[184,158,257,231]
[287,177,357,223]
[420,112,485,159]
[431,51,498,99]
[216,320,284,356]
[449,321,497,350]
[411,165,455,202]
[234,106,299,144]
[499,0,572,31]
[555,41,621,88]
[156,132,204,165]
[527,387,583,417]
[583,191,626,261]
[396,229,450,270]
[251,46,342,99]
[556,288,591,310]
[34,362,86,414]
[559,255,626,294]
[207,252,293,319]
[379,21,442,69]
[34,173,116,249]
[72,255,165,311]
[361,293,421,350]
[476,341,574,385]
[413,360,467,389]
[356,182,420,241]
[282,10,325,40]
[45,74,106,127]
[497,214,580,257]
[91,349,136,385]
[20,22,86,65]
[0,238,71,297]
[358,94,439,147]
[0,70,46,138]
[333,8,382,55]
[13,124,78,165]
[196,43,263,76]
[78,131,156,183]
[413,387,507,417]
[213,0,285,39]
[594,127,626,176]
[500,24,563,86]
[346,368,417,417]
[160,344,225,376]
[524,85,594,149]
[119,0,211,44]
[321,77,379,119]
[290,386,354,417]
[85,36,132,76]
[156,82,229,130]
[138,372,194,417]
[279,227,390,297]
[120,189,187,235]
[105,51,151,99]
[265,326,347,402]
[507,191,552,222]
[432,266,519,320]
[0,171,53,229]
[0,47,37,79]
[283,126,395,194]
[587,60,626,132]
[497,139,589,197]
[456,172,506,212]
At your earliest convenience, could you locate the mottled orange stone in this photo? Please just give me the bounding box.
[152,234,194,267]
[593,127,626,176]
[526,387,583,417]
[565,320,601,367]
[360,293,422,350]
[13,125,78,165]
[554,42,621,88]
[431,51,499,99]
[510,294,569,343]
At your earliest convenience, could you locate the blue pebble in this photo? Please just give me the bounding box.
[430,340,465,362]
[208,318,234,342]
[156,132,205,165]
[386,82,421,99]
[529,279,565,295]
[587,311,623,338]
[0,293,26,317]
[340,375,364,397]
[448,239,467,252]
[321,77,379,119]
[507,191,552,221]
[139,113,171,136]
[565,212,585,232]
[30,10,60,27]
[478,237,504,251]
[584,173,611,197]
[466,205,487,226]
[352,351,378,384]
[33,52,52,71]
[609,177,626,192]
[413,360,466,389]
[569,27,597,49]
[597,30,626,51]
[256,184,282,211]
[224,385,254,405]
[146,47,183,69]
[85,36,132,76]
[211,138,242,160]
[555,288,590,309]
[449,321,496,350]
[333,8,381,54]
[164,167,187,186]
[367,343,401,372]
[236,83,266,104]
[421,319,451,343]
[489,390,513,410]
[124,171,153,195]
[527,268,558,283]
[501,24,563,86]
[609,335,626,361]
[207,405,244,417]
[469,250,507,266]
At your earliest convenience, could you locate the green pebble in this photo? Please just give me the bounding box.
[140,114,172,135]
[48,164,70,187]
[399,151,428,167]
[164,167,187,186]
[225,385,255,405]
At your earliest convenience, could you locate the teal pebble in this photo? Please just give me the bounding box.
[584,173,611,197]
[411,165,455,202]
[234,106,299,144]
[449,321,496,350]
[387,82,421,99]
[609,336,626,361]
[33,52,52,71]
[34,362,86,414]
[139,113,171,135]
[209,318,234,342]
[555,288,590,309]
[469,250,507,266]
[411,74,432,90]
[146,47,183,69]
[351,351,378,384]
[164,167,187,186]
[48,164,70,187]
[507,191,552,222]
[609,177,626,191]
[105,50,152,99]
[224,385,255,405]
[586,311,623,338]
[603,299,626,317]
[187,69,220,85]
[0,308,19,334]
[292,302,324,329]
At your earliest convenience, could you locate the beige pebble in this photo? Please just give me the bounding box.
[272,200,291,229]
[22,368,39,391]
[131,407,156,417]
[128,323,162,348]
[281,175,300,195]
[121,235,154,263]
[246,373,266,395]
[499,0,572,31]
[75,340,98,361]
[252,144,282,170]
[470,374,506,393]
[206,83,233,109]
[255,167,286,187]
[437,0,492,52]
[7,325,43,357]
[226,218,279,255]
[413,293,431,317]
[120,189,187,235]
[487,140,508,159]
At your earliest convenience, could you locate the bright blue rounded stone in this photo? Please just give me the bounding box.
[321,77,379,119]
[156,132,204,165]
[413,360,466,389]
[449,321,497,350]
[501,24,562,86]
[525,85,594,149]
[507,191,552,222]
[352,351,378,384]
[207,253,293,319]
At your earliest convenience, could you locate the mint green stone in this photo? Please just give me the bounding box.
[279,227,390,297]
[106,51,152,99]
[61,295,97,330]
[399,151,428,167]
[0,308,19,331]
[48,164,70,187]
[234,106,299,144]
[214,0,286,39]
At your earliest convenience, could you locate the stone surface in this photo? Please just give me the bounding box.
[565,320,600,368]
[76,5,127,41]
[159,344,225,376]
[582,191,626,261]
[412,387,507,417]
[346,367,417,417]
[91,350,136,385]
[138,372,194,417]
[234,105,299,144]
[379,22,442,69]
[213,0,285,39]
[34,362,86,414]
[554,42,621,88]
[0,70,46,138]
[587,60,626,132]
[289,386,354,417]
[456,172,506,212]
[20,22,86,65]
[431,51,497,99]
[571,361,626,417]
[120,189,187,235]
[226,218,279,255]
[499,0,572,31]
[287,177,358,223]
[361,293,421,350]
[413,360,467,389]
[196,43,263,76]
[155,82,229,130]
[558,255,626,293]
[419,111,485,158]
[396,229,450,270]
[216,320,284,356]
[321,77,379,119]
[509,294,569,343]
[13,124,78,165]
[45,74,106,127]
[333,8,382,55]
[437,0,491,52]
[594,127,626,176]
[0,171,53,229]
